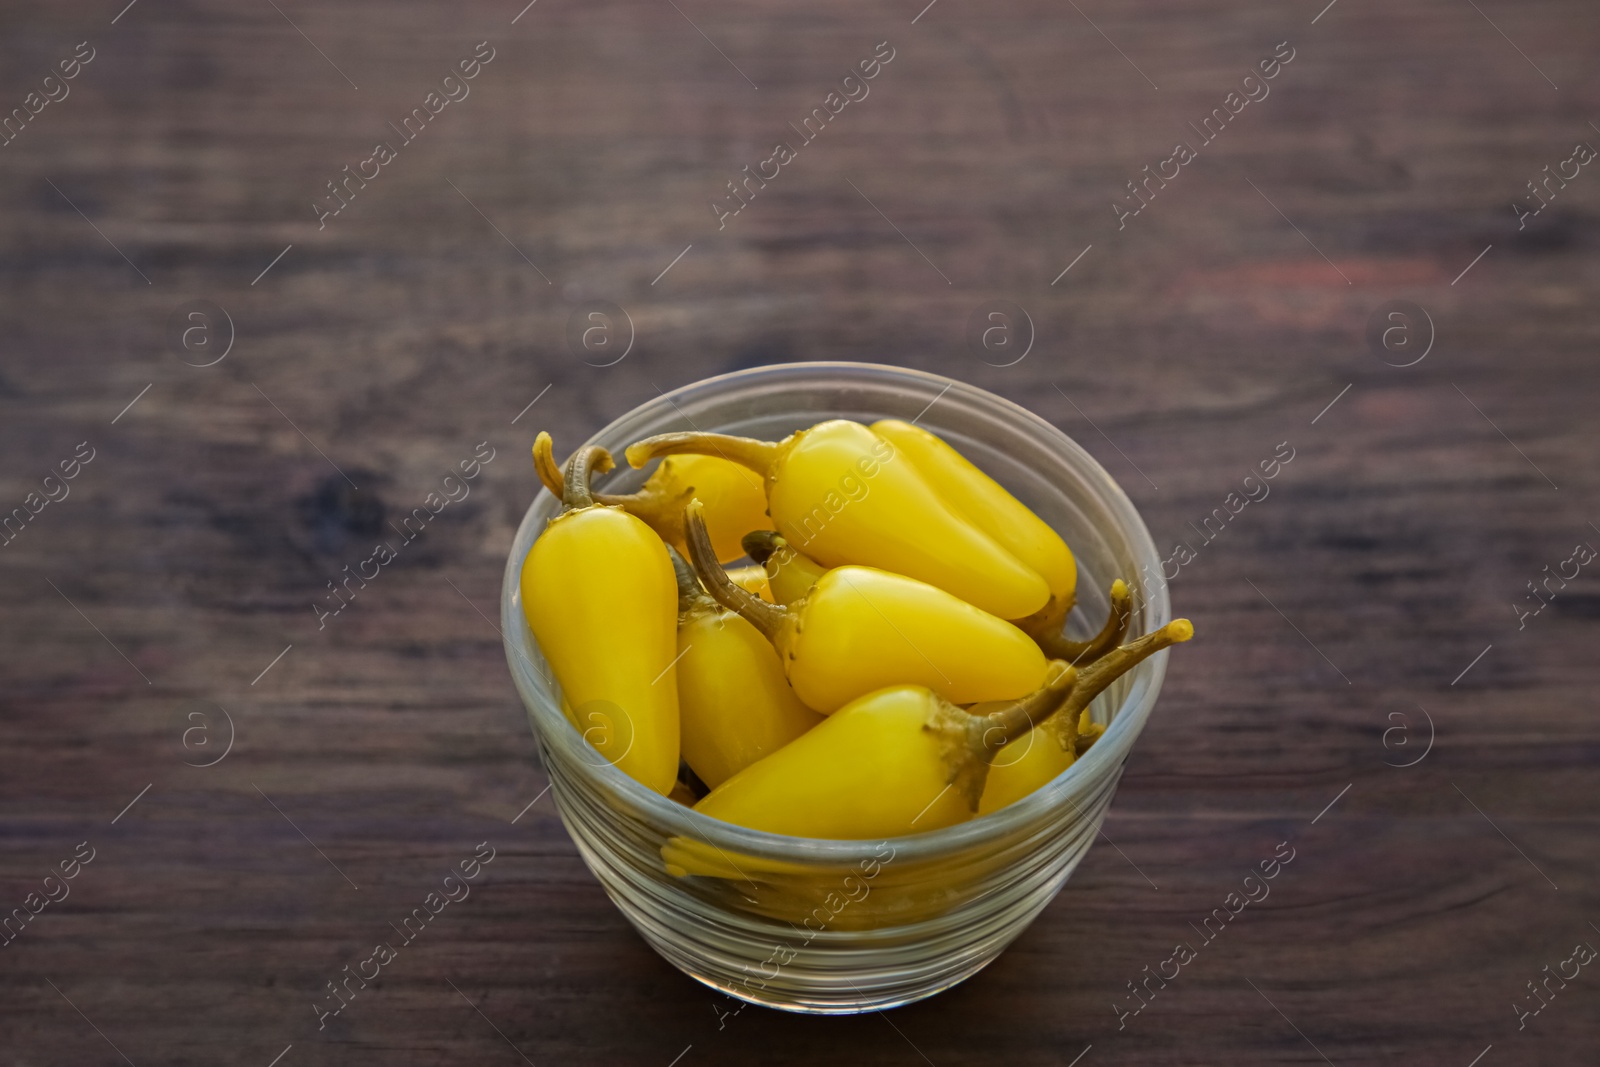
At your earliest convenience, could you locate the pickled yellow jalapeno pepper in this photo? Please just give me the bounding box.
[520,442,680,795]
[741,530,827,605]
[979,620,1192,814]
[669,548,823,789]
[687,661,1081,839]
[533,433,769,564]
[683,501,1048,712]
[626,419,1051,620]
[979,719,1079,817]
[870,419,1078,616]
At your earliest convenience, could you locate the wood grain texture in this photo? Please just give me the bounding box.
[2,0,1598,1063]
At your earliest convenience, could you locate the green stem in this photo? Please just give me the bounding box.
[667,546,708,614]
[964,661,1079,758]
[1035,580,1134,665]
[1056,619,1194,724]
[740,530,785,566]
[536,434,691,546]
[935,662,1077,811]
[624,432,781,478]
[561,444,614,511]
[683,499,788,642]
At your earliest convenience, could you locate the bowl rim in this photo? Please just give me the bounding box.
[500,360,1172,865]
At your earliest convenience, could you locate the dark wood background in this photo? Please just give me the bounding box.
[3,0,1597,1063]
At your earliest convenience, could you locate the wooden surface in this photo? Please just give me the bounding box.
[3,0,1598,1063]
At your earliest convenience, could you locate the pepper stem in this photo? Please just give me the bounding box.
[942,619,1194,812]
[535,433,693,548]
[667,546,709,614]
[1029,580,1134,665]
[533,433,565,498]
[1074,720,1106,757]
[934,662,1077,811]
[616,482,696,552]
[1055,618,1195,729]
[964,661,1080,759]
[562,444,614,511]
[625,432,780,478]
[683,499,788,642]
[740,529,784,565]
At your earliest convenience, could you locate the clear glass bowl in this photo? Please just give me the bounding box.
[500,362,1171,1014]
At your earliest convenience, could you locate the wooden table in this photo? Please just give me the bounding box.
[2,0,1596,1062]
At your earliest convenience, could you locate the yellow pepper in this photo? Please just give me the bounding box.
[626,420,1051,620]
[741,530,827,605]
[979,727,1077,817]
[979,621,1190,814]
[688,661,1081,839]
[669,548,823,789]
[534,432,769,564]
[871,419,1077,616]
[683,500,1048,712]
[520,441,680,794]
[659,623,1187,877]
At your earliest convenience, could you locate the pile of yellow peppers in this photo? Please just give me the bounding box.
[519,418,1192,846]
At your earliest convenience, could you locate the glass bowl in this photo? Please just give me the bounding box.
[500,362,1171,1014]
